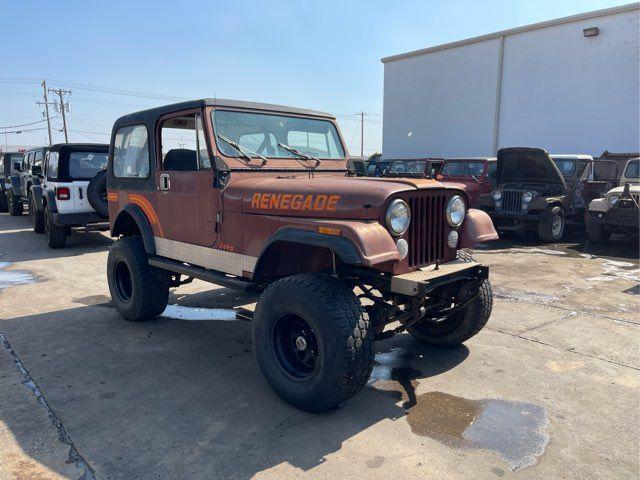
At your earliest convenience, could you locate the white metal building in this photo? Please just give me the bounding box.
[382,3,640,158]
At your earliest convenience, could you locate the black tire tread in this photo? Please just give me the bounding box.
[7,192,22,216]
[108,236,169,321]
[29,194,45,233]
[45,205,67,248]
[254,274,374,412]
[537,206,564,242]
[407,251,492,348]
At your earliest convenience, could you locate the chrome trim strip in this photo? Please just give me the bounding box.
[154,237,257,276]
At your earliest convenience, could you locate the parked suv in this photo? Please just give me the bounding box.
[106,99,497,412]
[437,158,497,208]
[586,157,639,241]
[28,143,110,248]
[479,148,619,242]
[5,146,47,216]
[0,151,24,212]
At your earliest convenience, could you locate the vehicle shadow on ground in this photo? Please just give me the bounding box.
[0,297,468,479]
[0,228,112,262]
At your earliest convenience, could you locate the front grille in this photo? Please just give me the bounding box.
[406,192,447,268]
[501,189,522,213]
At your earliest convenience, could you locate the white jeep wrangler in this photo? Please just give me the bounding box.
[30,143,110,248]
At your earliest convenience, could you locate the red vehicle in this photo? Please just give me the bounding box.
[437,158,497,208]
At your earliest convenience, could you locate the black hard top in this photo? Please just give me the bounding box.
[113,98,335,129]
[49,143,108,152]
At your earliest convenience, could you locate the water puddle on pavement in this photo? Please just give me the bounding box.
[369,347,549,471]
[0,262,34,291]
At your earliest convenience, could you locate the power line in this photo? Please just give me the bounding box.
[0,117,59,129]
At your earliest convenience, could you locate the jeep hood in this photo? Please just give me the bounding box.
[224,176,464,219]
[497,147,566,188]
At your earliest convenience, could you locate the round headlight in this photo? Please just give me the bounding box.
[522,192,533,203]
[446,195,466,227]
[608,195,619,207]
[492,190,503,201]
[386,199,410,235]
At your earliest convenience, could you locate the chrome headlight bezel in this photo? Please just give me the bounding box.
[607,194,620,207]
[385,199,411,236]
[522,191,533,203]
[446,195,466,227]
[492,189,503,201]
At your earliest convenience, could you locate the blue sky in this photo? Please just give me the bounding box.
[0,0,632,154]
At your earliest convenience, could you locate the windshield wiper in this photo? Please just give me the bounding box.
[217,134,267,166]
[277,143,321,167]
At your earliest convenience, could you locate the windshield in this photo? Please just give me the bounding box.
[212,110,345,160]
[441,161,485,178]
[376,160,426,176]
[624,159,639,179]
[552,158,576,177]
[69,151,108,179]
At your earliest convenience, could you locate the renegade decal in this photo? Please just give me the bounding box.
[251,193,340,212]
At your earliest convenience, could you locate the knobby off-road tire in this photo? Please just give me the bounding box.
[44,205,67,248]
[107,236,169,321]
[253,273,374,412]
[29,194,45,233]
[586,217,609,243]
[407,251,492,348]
[0,191,7,212]
[7,192,22,216]
[537,206,565,243]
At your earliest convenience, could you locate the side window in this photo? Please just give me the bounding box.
[113,125,150,178]
[160,113,209,171]
[47,152,60,179]
[23,153,31,171]
[33,150,43,168]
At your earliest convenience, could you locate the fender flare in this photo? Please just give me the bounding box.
[44,190,58,213]
[7,175,20,196]
[252,227,363,279]
[30,185,44,211]
[112,204,156,255]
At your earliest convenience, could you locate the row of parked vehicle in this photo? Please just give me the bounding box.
[352,149,639,243]
[0,97,637,414]
[1,144,109,248]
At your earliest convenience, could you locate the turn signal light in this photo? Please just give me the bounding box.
[318,226,341,236]
[56,187,71,200]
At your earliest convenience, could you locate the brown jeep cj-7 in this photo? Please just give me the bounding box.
[106,99,498,411]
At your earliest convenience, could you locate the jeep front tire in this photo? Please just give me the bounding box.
[253,274,374,412]
[107,236,169,321]
[407,252,492,348]
[537,205,565,242]
[0,191,7,212]
[29,194,45,233]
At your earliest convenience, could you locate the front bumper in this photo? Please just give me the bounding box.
[52,212,109,229]
[486,210,539,231]
[390,259,489,297]
[589,208,639,230]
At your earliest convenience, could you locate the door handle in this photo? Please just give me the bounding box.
[159,173,170,191]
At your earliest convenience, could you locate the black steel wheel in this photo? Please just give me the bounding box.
[272,314,319,379]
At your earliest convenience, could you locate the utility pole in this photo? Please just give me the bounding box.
[49,88,72,143]
[360,111,366,158]
[36,80,53,145]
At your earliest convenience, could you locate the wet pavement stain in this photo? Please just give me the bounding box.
[0,262,34,291]
[369,347,549,471]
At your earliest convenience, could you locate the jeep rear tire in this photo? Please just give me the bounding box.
[7,192,22,216]
[44,205,67,248]
[537,206,565,242]
[0,191,7,212]
[107,236,169,321]
[253,273,374,412]
[407,252,492,348]
[29,194,45,233]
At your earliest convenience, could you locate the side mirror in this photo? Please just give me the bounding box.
[31,165,42,175]
[15,165,22,172]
